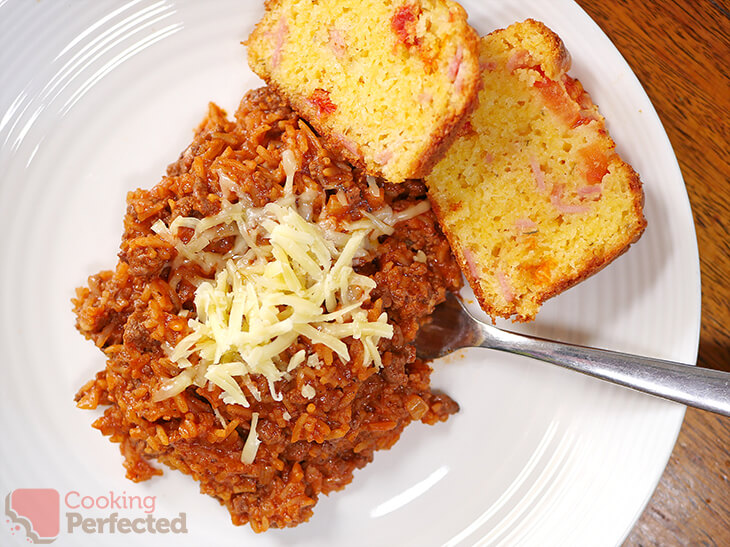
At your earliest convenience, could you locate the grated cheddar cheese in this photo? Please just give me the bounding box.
[151,151,431,413]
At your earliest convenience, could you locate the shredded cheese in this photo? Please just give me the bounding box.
[172,202,392,407]
[151,368,197,402]
[151,155,434,466]
[152,194,428,409]
[241,412,261,464]
[366,175,381,196]
[213,406,227,428]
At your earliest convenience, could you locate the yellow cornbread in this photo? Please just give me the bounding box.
[246,0,480,183]
[426,19,646,321]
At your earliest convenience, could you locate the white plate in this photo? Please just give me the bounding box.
[0,1,700,546]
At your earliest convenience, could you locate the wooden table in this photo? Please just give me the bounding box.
[573,1,730,545]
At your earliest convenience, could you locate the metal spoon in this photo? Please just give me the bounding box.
[415,292,730,416]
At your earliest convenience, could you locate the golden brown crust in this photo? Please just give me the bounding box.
[488,18,571,80]
[525,19,571,77]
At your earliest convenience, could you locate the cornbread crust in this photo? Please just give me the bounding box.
[246,0,481,183]
[426,19,646,322]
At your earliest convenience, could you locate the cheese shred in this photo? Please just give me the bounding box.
[241,412,261,464]
[151,186,432,415]
[151,158,432,464]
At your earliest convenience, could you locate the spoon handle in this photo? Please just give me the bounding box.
[482,327,730,416]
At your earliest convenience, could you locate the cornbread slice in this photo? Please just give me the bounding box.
[246,0,481,183]
[426,19,646,321]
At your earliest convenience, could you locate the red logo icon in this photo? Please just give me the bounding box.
[5,489,60,544]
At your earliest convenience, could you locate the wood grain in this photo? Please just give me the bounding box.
[573,0,730,545]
